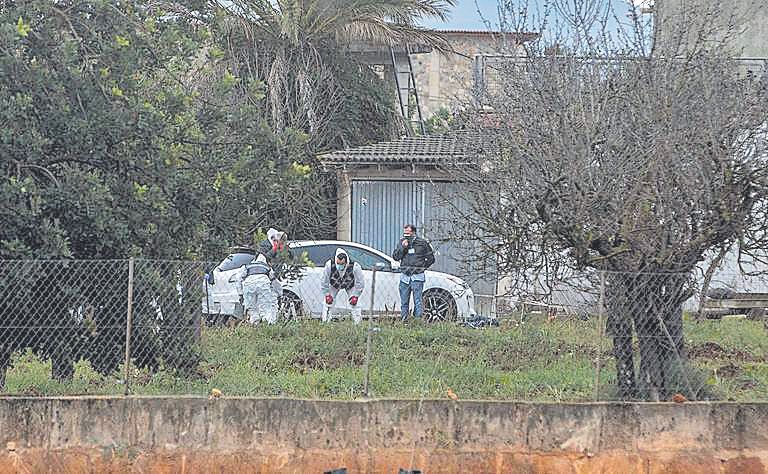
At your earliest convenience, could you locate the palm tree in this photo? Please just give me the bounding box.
[215,0,456,136]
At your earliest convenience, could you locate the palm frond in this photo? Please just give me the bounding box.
[332,0,456,49]
[219,0,456,47]
[340,19,453,51]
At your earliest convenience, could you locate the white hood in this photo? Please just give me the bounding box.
[266,228,284,243]
[335,247,350,270]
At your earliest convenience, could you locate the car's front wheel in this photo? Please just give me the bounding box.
[423,289,458,322]
[279,290,305,321]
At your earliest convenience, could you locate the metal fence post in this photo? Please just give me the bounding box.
[594,271,606,401]
[124,257,135,396]
[363,266,378,398]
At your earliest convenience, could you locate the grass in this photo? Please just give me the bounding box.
[2,314,767,401]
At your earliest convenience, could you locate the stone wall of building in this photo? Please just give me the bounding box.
[410,32,525,119]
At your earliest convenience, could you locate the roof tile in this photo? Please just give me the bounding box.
[319,131,494,165]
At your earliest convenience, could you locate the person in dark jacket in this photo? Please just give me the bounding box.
[392,224,435,321]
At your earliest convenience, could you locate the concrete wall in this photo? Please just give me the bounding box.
[1,397,767,473]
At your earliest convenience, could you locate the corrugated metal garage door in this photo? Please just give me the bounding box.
[351,180,423,255]
[351,180,496,295]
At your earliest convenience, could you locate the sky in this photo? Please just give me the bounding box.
[421,0,640,31]
[421,0,499,30]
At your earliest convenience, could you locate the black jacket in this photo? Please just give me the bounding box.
[392,236,435,275]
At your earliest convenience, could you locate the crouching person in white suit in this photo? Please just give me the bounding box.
[321,248,365,324]
[239,254,281,325]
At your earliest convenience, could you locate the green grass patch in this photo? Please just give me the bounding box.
[1,316,766,401]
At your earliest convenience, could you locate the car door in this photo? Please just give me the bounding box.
[341,245,401,316]
[208,252,254,316]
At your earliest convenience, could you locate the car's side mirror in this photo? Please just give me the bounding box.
[390,261,400,272]
[373,262,387,272]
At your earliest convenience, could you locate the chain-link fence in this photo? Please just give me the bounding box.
[1,258,766,401]
[496,268,768,402]
[472,56,768,107]
[0,259,212,394]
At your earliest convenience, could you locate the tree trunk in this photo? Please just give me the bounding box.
[52,350,74,382]
[0,348,12,390]
[46,328,78,382]
[606,273,690,400]
[606,274,638,399]
[607,311,636,399]
[643,274,689,399]
[635,308,665,401]
[0,348,10,391]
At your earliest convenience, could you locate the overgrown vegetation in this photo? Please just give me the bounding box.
[0,0,451,388]
[1,0,458,261]
[445,0,768,400]
[3,316,766,401]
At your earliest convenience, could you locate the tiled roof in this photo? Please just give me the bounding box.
[436,30,539,41]
[318,131,496,165]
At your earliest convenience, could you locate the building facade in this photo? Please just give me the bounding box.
[409,31,534,118]
[654,0,768,58]
[319,132,499,297]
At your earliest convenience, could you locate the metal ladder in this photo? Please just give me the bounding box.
[389,44,426,135]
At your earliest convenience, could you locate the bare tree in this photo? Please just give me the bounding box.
[444,0,768,399]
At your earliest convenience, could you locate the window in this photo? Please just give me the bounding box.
[302,245,337,267]
[342,246,392,271]
[218,253,254,272]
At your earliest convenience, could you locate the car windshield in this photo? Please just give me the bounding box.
[342,246,392,271]
[291,243,393,271]
[299,245,337,266]
[218,253,254,272]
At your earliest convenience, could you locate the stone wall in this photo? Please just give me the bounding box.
[0,397,767,473]
[410,32,524,118]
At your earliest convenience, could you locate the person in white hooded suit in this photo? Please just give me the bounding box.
[238,254,282,324]
[321,248,365,324]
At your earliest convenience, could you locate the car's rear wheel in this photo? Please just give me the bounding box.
[747,307,767,320]
[205,313,234,327]
[423,289,458,322]
[279,290,305,322]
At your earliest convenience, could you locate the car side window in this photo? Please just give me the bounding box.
[303,245,337,267]
[342,246,391,271]
[218,253,254,272]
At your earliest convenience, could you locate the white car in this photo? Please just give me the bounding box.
[203,240,477,322]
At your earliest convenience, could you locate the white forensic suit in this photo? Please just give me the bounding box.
[321,248,365,324]
[239,254,282,324]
